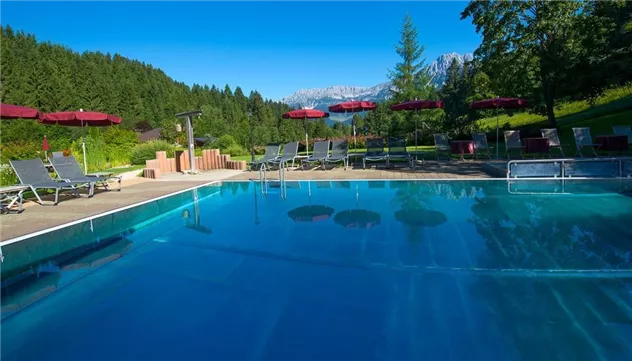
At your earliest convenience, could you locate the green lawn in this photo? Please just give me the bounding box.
[100,164,146,175]
[477,84,632,131]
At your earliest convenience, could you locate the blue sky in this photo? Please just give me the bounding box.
[1,1,480,100]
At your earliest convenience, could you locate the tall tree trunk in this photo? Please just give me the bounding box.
[542,78,557,128]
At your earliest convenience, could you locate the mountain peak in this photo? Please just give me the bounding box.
[282,52,473,110]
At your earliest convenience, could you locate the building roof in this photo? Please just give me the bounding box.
[138,128,161,142]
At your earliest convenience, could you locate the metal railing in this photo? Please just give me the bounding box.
[259,161,287,198]
[506,157,632,179]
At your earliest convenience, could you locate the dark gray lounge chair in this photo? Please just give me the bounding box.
[472,132,492,159]
[301,140,330,170]
[504,130,525,159]
[387,137,412,168]
[434,134,451,160]
[363,138,387,169]
[540,128,566,157]
[249,144,280,170]
[51,151,64,158]
[325,139,349,170]
[9,159,94,205]
[573,127,600,158]
[267,141,299,169]
[49,155,121,191]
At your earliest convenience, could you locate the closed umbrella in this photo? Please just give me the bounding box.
[42,135,50,160]
[40,110,122,173]
[469,98,529,159]
[282,109,330,157]
[328,101,377,153]
[391,100,444,165]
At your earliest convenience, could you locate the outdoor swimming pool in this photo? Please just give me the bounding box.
[2,179,632,361]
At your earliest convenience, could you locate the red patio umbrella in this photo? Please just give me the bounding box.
[40,110,122,173]
[469,98,529,158]
[390,100,444,164]
[0,104,41,119]
[282,109,330,157]
[329,101,377,152]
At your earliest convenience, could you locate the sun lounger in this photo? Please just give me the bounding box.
[267,141,299,169]
[51,151,64,158]
[301,140,330,170]
[0,185,29,213]
[363,138,387,169]
[49,155,121,191]
[540,128,566,157]
[472,133,492,159]
[504,130,525,159]
[387,137,412,168]
[249,144,280,170]
[573,127,601,157]
[433,134,450,160]
[9,159,94,205]
[325,139,349,170]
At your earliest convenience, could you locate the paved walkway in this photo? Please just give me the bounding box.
[228,161,490,180]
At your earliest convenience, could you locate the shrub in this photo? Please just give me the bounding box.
[224,144,248,156]
[0,141,42,163]
[130,140,176,165]
[207,134,247,156]
[210,134,239,150]
[0,164,18,187]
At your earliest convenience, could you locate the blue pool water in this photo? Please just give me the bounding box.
[2,180,632,361]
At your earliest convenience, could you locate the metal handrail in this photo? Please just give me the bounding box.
[507,156,632,179]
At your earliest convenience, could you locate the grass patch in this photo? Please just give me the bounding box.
[477,83,632,131]
[99,164,146,175]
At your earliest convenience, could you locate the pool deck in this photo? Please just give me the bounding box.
[1,162,491,241]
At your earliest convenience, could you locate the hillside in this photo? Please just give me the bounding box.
[476,84,632,135]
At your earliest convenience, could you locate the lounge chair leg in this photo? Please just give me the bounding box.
[31,186,44,204]
[54,188,60,205]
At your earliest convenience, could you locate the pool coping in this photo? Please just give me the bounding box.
[0,180,222,248]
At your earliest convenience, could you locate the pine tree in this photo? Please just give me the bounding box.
[388,14,430,102]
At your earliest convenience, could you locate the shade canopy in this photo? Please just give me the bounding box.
[390,100,444,111]
[282,109,330,119]
[1,104,41,119]
[469,98,529,110]
[40,111,122,127]
[328,101,377,113]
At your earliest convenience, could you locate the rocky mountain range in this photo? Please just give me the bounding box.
[282,52,473,113]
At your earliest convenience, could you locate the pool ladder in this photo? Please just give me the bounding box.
[259,162,287,199]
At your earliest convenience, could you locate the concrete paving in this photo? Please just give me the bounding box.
[228,161,491,180]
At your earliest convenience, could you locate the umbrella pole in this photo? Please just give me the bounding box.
[415,113,418,163]
[351,111,357,153]
[495,107,500,159]
[304,117,309,157]
[82,122,88,174]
